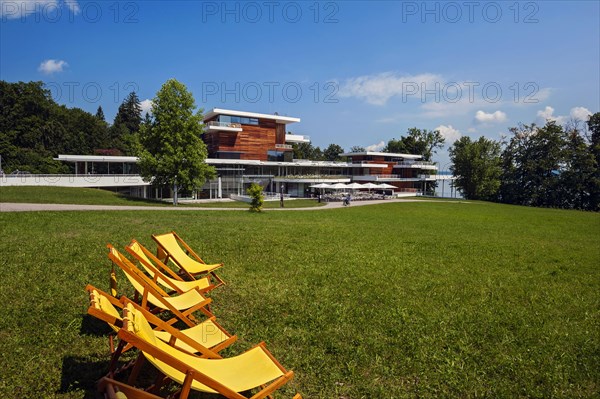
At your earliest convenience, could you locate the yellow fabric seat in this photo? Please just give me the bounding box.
[107,244,213,327]
[126,240,212,294]
[152,231,225,287]
[121,303,299,398]
[87,285,236,357]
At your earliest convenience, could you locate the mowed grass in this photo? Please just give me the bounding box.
[0,202,598,398]
[0,186,324,208]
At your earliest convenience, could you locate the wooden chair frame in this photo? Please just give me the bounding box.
[119,305,301,399]
[86,285,236,358]
[125,239,214,295]
[107,244,213,328]
[98,377,164,399]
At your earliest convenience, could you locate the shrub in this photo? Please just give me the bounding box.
[246,183,264,212]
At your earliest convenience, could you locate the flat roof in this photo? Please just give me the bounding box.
[340,151,422,160]
[206,159,348,168]
[203,108,300,124]
[56,154,139,163]
[56,154,419,169]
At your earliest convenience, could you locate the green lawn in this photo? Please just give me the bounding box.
[0,202,598,398]
[0,186,324,208]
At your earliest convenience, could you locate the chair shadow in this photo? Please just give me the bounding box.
[58,355,108,398]
[80,313,112,336]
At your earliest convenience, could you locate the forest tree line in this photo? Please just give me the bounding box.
[0,80,143,173]
[450,115,600,211]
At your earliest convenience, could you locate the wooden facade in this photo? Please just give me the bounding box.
[204,118,291,161]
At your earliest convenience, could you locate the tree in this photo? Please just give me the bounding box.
[587,113,600,210]
[349,145,365,152]
[383,128,445,161]
[95,106,105,121]
[557,129,598,210]
[138,79,215,205]
[449,136,502,200]
[499,121,566,207]
[323,143,344,161]
[111,92,142,155]
[0,80,108,173]
[113,92,142,133]
[246,182,264,212]
[292,142,324,160]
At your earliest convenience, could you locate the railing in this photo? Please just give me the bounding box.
[396,161,437,167]
[285,134,310,141]
[207,121,242,129]
[275,144,293,149]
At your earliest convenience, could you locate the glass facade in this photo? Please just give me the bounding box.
[217,115,259,125]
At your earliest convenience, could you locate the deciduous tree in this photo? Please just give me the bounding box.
[323,143,344,161]
[138,79,215,205]
[449,136,502,200]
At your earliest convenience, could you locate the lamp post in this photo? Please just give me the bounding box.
[280,183,284,208]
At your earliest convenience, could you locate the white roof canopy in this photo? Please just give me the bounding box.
[203,108,300,124]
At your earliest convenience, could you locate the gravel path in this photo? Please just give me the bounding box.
[0,198,456,212]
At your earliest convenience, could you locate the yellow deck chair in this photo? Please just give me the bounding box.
[120,303,302,399]
[86,285,236,357]
[107,244,213,328]
[152,231,225,287]
[125,240,213,294]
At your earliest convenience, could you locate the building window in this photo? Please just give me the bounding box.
[267,150,285,162]
[217,115,259,125]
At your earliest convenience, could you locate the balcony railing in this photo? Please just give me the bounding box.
[396,161,437,167]
[207,121,242,129]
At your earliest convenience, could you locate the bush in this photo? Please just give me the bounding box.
[246,183,264,212]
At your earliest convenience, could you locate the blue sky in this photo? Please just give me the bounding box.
[1,0,599,165]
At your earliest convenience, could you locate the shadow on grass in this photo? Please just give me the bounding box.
[59,356,108,398]
[80,314,113,337]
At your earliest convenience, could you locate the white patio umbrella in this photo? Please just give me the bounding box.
[329,183,349,190]
[377,183,396,196]
[345,183,366,190]
[310,183,331,200]
[361,182,380,190]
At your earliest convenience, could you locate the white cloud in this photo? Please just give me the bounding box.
[0,0,79,19]
[570,106,592,121]
[38,59,68,74]
[474,110,507,123]
[467,127,477,133]
[435,125,461,143]
[536,106,566,125]
[365,141,386,152]
[338,72,443,106]
[140,99,153,116]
